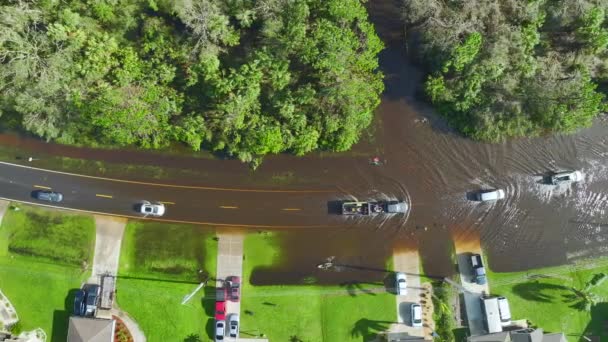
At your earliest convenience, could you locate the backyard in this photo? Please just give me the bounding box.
[487,257,608,341]
[116,221,218,341]
[240,232,396,341]
[0,203,95,340]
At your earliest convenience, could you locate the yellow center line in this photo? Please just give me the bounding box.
[159,201,175,205]
[33,185,52,190]
[282,208,301,211]
[219,205,238,209]
[96,194,113,199]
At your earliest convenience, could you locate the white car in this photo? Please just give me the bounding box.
[215,320,225,341]
[411,303,423,327]
[229,314,239,338]
[550,170,583,185]
[475,189,505,202]
[395,272,407,295]
[139,201,165,217]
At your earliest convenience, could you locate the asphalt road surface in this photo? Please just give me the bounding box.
[0,161,345,228]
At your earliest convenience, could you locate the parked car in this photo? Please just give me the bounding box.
[33,190,63,202]
[497,296,512,326]
[475,189,505,202]
[82,284,100,317]
[549,170,583,185]
[410,304,423,327]
[73,289,86,316]
[138,201,165,217]
[470,254,487,285]
[215,300,226,321]
[229,314,239,338]
[395,272,407,295]
[226,276,241,302]
[216,286,227,301]
[215,320,226,341]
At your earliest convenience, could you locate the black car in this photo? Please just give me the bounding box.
[83,284,100,317]
[33,190,63,202]
[73,289,86,316]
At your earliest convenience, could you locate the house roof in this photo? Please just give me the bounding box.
[511,328,544,342]
[468,332,510,342]
[541,333,567,342]
[468,329,567,342]
[68,317,115,342]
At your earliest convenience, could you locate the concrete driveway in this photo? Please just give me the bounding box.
[89,215,126,283]
[216,233,244,341]
[455,240,490,336]
[389,250,425,338]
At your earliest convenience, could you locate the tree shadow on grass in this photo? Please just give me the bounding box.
[581,302,608,340]
[51,288,79,341]
[339,281,382,297]
[350,318,395,341]
[183,334,201,342]
[201,286,216,318]
[205,319,215,341]
[512,282,569,302]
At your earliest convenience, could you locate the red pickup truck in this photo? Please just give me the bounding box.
[215,287,227,321]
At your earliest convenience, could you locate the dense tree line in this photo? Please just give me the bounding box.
[404,0,608,141]
[0,0,383,164]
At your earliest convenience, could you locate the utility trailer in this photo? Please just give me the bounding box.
[341,201,408,215]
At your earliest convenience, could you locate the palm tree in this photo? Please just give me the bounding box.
[564,273,606,311]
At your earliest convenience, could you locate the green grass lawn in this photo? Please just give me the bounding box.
[0,204,94,340]
[240,232,396,342]
[116,221,217,341]
[487,257,608,341]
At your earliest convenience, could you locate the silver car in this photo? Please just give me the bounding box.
[395,272,407,295]
[549,170,582,185]
[229,314,239,338]
[411,303,423,327]
[138,201,165,216]
[215,320,225,341]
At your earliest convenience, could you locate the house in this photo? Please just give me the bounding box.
[468,328,567,342]
[67,316,115,342]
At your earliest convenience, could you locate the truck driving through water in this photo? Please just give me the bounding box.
[341,201,408,215]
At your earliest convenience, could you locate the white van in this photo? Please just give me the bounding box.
[497,297,511,326]
[411,304,423,327]
[476,189,505,202]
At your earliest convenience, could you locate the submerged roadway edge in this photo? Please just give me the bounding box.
[0,161,334,193]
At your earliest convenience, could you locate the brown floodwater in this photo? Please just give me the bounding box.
[2,0,608,284]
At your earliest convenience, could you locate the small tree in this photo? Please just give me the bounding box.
[564,273,606,311]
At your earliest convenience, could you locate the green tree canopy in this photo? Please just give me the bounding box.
[404,0,608,141]
[0,0,383,163]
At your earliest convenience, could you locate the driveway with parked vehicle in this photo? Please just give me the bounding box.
[456,248,490,336]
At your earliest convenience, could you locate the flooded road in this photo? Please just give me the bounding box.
[1,0,608,282]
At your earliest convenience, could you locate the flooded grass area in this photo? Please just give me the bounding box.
[487,257,608,340]
[0,203,93,340]
[249,228,394,286]
[116,220,217,341]
[0,203,95,265]
[240,232,395,341]
[119,221,217,280]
